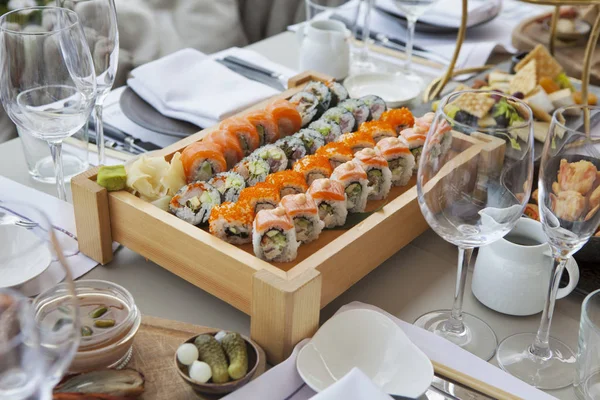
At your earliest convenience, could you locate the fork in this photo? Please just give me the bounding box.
[0,213,38,229]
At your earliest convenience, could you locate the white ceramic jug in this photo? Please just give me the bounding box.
[472,217,580,316]
[297,20,350,80]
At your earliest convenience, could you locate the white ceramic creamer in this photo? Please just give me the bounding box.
[298,20,350,80]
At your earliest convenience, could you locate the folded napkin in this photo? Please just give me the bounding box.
[310,368,393,400]
[127,48,280,128]
[0,176,113,297]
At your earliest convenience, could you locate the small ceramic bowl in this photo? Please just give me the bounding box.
[175,331,261,395]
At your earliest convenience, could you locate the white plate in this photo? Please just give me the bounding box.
[344,72,422,108]
[296,309,434,398]
[0,225,52,288]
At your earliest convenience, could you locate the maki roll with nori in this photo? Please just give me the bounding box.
[169,182,221,225]
[339,99,371,126]
[321,107,356,134]
[308,120,342,143]
[250,144,288,173]
[295,128,326,154]
[252,207,299,262]
[266,170,308,197]
[326,81,349,107]
[209,172,246,202]
[303,81,331,110]
[359,120,396,143]
[316,142,354,169]
[238,182,281,214]
[360,95,387,120]
[233,157,270,187]
[293,155,333,186]
[274,136,308,168]
[289,91,322,126]
[339,131,376,153]
[209,201,254,245]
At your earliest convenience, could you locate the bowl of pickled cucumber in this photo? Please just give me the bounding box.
[175,331,261,395]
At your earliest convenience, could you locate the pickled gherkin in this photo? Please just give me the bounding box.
[194,335,229,383]
[221,332,248,380]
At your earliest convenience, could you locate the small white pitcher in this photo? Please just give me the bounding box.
[297,20,350,80]
[472,217,580,316]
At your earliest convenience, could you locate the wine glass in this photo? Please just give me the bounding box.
[415,90,534,360]
[0,201,80,396]
[497,105,600,389]
[56,0,119,166]
[0,7,97,200]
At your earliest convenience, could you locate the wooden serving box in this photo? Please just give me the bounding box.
[72,71,506,364]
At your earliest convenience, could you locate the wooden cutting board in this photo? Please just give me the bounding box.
[129,316,266,400]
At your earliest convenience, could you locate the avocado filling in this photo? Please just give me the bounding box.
[225,226,249,239]
[185,196,202,213]
[195,161,213,181]
[261,229,287,259]
[294,217,313,241]
[249,160,269,180]
[345,182,362,208]
[411,147,423,163]
[318,202,333,219]
[388,158,409,180]
[257,125,265,145]
[367,169,383,193]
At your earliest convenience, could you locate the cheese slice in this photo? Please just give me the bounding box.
[525,86,554,114]
[548,88,580,115]
[533,120,550,143]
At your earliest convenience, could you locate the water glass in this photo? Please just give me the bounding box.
[575,289,600,399]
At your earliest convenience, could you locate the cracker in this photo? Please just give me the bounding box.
[510,60,537,96]
[527,101,552,123]
[514,44,563,79]
[452,91,496,119]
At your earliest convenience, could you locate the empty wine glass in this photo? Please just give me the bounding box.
[497,105,600,389]
[56,0,119,166]
[0,7,97,200]
[415,90,534,360]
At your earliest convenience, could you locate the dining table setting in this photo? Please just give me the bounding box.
[2,0,600,400]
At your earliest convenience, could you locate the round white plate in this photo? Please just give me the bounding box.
[344,72,422,108]
[0,225,52,288]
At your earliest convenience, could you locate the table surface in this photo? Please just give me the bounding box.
[0,31,584,400]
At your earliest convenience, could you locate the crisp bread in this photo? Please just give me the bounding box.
[452,92,495,119]
[510,60,537,96]
[514,44,563,79]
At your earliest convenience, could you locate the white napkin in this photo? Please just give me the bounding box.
[127,48,280,128]
[309,368,393,400]
[0,176,114,297]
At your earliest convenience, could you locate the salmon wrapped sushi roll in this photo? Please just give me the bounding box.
[307,178,348,228]
[273,136,307,168]
[427,118,452,159]
[238,182,281,213]
[253,207,299,262]
[220,117,260,156]
[400,128,427,168]
[203,129,244,169]
[376,137,415,187]
[331,161,369,213]
[169,182,221,225]
[295,128,325,154]
[208,171,246,202]
[321,107,356,134]
[340,99,371,126]
[359,120,396,143]
[245,110,280,146]
[316,142,353,169]
[209,200,254,245]
[181,142,227,183]
[266,170,308,197]
[293,155,333,186]
[250,144,288,173]
[339,131,376,153]
[266,99,302,137]
[381,108,415,134]
[360,95,387,120]
[233,157,270,186]
[308,120,342,143]
[280,193,324,243]
[353,148,391,200]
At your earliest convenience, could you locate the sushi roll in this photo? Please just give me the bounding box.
[315,142,354,169]
[339,99,370,126]
[353,148,392,200]
[274,136,308,168]
[280,193,324,243]
[266,99,303,137]
[326,81,348,107]
[203,129,244,169]
[331,161,369,213]
[380,108,415,134]
[376,137,416,187]
[252,207,299,263]
[360,95,387,120]
[181,142,227,183]
[339,131,376,153]
[220,117,260,156]
[250,144,288,173]
[266,170,308,197]
[321,107,356,134]
[209,201,254,245]
[238,182,281,213]
[308,120,342,143]
[413,112,434,135]
[400,128,427,168]
[169,182,221,225]
[295,128,326,154]
[307,178,348,228]
[233,157,270,186]
[358,121,396,143]
[245,110,280,146]
[290,91,322,126]
[293,155,333,186]
[208,172,246,202]
[304,81,332,110]
[428,119,453,159]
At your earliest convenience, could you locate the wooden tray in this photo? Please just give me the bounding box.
[129,316,266,400]
[72,71,506,364]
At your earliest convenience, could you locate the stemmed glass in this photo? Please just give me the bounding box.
[415,90,534,360]
[0,201,80,397]
[0,7,97,200]
[56,0,119,166]
[497,105,600,389]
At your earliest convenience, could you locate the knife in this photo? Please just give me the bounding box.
[224,55,289,85]
[88,120,162,153]
[216,58,286,91]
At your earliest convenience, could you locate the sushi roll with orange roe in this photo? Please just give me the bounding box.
[293,155,333,186]
[209,200,255,245]
[266,170,308,197]
[180,141,227,183]
[266,99,303,137]
[220,117,260,156]
[380,108,415,134]
[316,142,353,169]
[252,207,299,262]
[359,120,396,143]
[339,131,376,154]
[307,178,348,228]
[245,110,280,146]
[238,182,281,214]
[203,129,244,169]
[280,193,324,243]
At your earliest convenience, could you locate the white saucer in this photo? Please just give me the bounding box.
[0,225,52,288]
[344,72,422,107]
